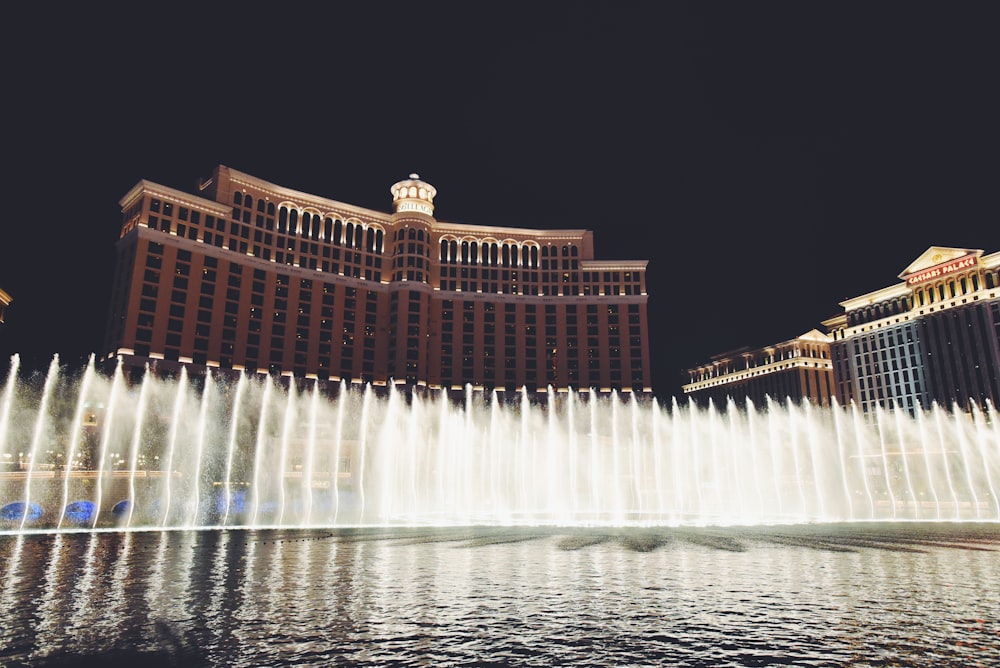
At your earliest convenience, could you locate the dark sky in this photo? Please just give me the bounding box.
[1,2,998,398]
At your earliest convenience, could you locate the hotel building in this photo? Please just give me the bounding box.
[683,246,1000,414]
[825,246,1000,414]
[0,288,10,327]
[681,329,835,409]
[102,166,651,395]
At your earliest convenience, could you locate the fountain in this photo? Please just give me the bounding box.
[1,352,998,532]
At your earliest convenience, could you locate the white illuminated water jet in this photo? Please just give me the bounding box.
[249,378,272,526]
[124,370,151,527]
[190,372,213,527]
[160,366,189,527]
[1,354,998,532]
[57,359,96,529]
[221,373,246,526]
[91,364,124,529]
[20,356,60,530]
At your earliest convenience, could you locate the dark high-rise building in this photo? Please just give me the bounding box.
[102,166,652,396]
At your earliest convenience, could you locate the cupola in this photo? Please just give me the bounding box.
[390,173,436,216]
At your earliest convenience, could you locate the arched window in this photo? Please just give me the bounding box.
[530,246,538,267]
[470,241,479,264]
[267,202,275,216]
[234,192,243,206]
[301,214,311,239]
[289,209,299,235]
[375,229,384,253]
[490,243,498,266]
[502,244,510,267]
[440,239,449,262]
[462,241,469,264]
[257,199,266,213]
[324,217,333,243]
[366,228,376,252]
[244,195,254,211]
[521,246,529,267]
[278,207,288,233]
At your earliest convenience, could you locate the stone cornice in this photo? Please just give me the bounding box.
[683,356,834,393]
[119,180,231,215]
[580,260,648,270]
[430,222,591,240]
[226,170,390,225]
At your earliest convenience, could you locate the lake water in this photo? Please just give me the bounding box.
[1,523,997,667]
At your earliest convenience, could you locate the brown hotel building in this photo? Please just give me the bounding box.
[102,166,651,395]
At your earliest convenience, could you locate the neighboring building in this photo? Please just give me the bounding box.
[681,329,835,409]
[683,246,1000,414]
[102,166,652,396]
[0,287,11,326]
[824,246,1000,414]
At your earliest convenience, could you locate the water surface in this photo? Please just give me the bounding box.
[1,523,997,667]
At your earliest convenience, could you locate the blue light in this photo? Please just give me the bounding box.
[1,501,43,522]
[64,500,95,524]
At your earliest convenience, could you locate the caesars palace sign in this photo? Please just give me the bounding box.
[905,255,978,285]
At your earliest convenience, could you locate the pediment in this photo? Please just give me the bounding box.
[898,246,982,279]
[796,328,831,343]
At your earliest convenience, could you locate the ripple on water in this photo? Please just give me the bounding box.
[0,524,997,667]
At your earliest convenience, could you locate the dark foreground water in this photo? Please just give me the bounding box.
[1,523,997,667]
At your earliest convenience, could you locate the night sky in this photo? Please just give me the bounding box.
[1,2,998,399]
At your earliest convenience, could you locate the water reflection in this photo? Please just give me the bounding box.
[0,524,997,667]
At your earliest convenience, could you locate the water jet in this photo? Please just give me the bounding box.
[1,353,997,533]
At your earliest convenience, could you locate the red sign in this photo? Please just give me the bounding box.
[905,255,978,285]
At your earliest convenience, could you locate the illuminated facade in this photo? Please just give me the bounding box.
[683,246,1000,413]
[681,330,835,409]
[102,166,651,395]
[824,246,1000,414]
[0,287,11,326]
